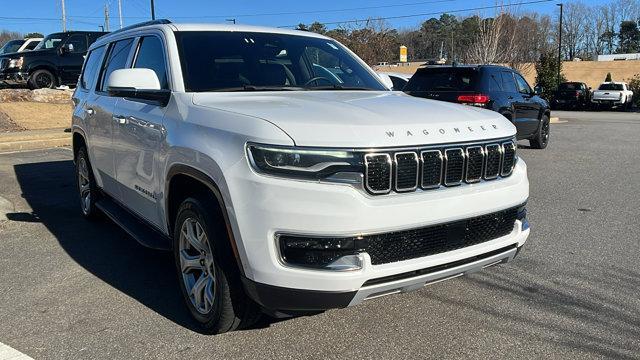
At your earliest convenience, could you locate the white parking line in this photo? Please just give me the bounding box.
[0,342,34,360]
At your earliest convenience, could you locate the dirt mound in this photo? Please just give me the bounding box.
[0,88,73,104]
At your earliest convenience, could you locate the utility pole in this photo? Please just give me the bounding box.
[61,0,67,32]
[118,0,123,29]
[150,0,156,20]
[104,3,110,32]
[557,3,563,88]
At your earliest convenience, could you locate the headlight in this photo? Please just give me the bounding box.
[8,57,23,69]
[247,144,362,180]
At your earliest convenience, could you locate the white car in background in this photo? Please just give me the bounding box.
[0,38,43,55]
[591,82,634,110]
[377,71,412,90]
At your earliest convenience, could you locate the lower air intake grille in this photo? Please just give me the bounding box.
[365,206,518,265]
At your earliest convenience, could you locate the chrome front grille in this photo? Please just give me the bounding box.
[364,139,517,195]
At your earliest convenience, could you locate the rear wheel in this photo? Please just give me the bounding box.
[28,69,58,89]
[174,197,261,333]
[530,114,550,149]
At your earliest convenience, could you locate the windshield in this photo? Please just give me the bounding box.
[0,40,25,55]
[175,31,386,92]
[404,68,478,92]
[598,83,623,91]
[34,34,64,50]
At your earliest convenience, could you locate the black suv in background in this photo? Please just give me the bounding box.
[404,65,551,149]
[552,82,591,110]
[0,31,107,89]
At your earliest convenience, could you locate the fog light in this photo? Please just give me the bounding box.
[278,235,363,271]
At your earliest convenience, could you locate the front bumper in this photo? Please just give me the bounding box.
[228,155,530,299]
[244,242,526,312]
[0,69,28,86]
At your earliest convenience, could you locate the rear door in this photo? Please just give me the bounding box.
[88,38,136,198]
[113,35,169,227]
[58,33,89,83]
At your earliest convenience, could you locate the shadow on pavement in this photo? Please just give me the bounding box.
[10,160,207,332]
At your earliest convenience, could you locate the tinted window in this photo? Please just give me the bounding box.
[514,73,532,94]
[598,83,623,91]
[24,41,39,50]
[64,34,88,53]
[80,46,106,90]
[487,71,503,92]
[175,31,386,92]
[35,34,64,50]
[390,76,408,90]
[558,82,580,91]
[134,36,168,89]
[500,71,517,93]
[405,68,478,92]
[99,39,134,92]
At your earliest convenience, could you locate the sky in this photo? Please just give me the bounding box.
[1,0,605,35]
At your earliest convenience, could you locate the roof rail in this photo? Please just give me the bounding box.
[106,19,172,36]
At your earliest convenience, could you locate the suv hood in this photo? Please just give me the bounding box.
[192,91,516,147]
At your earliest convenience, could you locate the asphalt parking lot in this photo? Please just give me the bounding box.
[0,110,639,359]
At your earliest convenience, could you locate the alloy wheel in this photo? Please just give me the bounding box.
[179,218,216,315]
[77,156,91,215]
[35,72,53,88]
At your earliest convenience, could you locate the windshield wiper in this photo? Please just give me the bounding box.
[209,85,306,92]
[306,84,374,91]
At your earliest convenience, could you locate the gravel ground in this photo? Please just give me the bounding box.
[0,110,639,360]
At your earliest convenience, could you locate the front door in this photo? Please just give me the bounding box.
[113,35,169,228]
[513,73,541,136]
[58,34,88,84]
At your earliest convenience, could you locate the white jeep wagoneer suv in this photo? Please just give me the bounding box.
[71,20,530,333]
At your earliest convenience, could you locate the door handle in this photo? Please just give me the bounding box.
[113,115,127,125]
[85,108,94,116]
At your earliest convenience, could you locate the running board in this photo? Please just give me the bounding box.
[96,197,172,251]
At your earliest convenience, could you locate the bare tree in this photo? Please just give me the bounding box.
[0,30,22,48]
[561,2,589,60]
[466,11,516,64]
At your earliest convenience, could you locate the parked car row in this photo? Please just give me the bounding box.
[0,31,106,89]
[0,37,43,55]
[551,81,634,111]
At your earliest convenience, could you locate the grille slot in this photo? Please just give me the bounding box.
[364,154,392,194]
[363,207,518,264]
[501,141,516,176]
[484,144,501,179]
[444,148,464,186]
[394,152,419,191]
[420,150,443,189]
[465,146,484,183]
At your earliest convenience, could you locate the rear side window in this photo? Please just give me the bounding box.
[500,71,517,93]
[133,36,168,89]
[405,68,478,92]
[24,41,39,50]
[80,46,105,90]
[99,38,134,92]
[487,71,503,92]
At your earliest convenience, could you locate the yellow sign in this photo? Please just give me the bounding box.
[400,46,407,63]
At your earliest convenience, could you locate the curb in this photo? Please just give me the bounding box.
[0,128,71,153]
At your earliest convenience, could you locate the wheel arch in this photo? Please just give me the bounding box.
[72,129,87,162]
[165,164,245,276]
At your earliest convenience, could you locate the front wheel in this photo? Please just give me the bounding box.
[530,115,550,149]
[75,147,101,219]
[174,197,261,334]
[27,69,58,89]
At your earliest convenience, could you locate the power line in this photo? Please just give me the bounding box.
[278,0,556,28]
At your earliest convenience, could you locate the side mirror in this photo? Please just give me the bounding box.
[377,73,394,90]
[62,43,74,53]
[533,85,543,95]
[107,68,170,106]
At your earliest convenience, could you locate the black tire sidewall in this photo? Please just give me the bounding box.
[28,69,57,89]
[173,198,227,329]
[76,147,99,218]
[531,115,549,149]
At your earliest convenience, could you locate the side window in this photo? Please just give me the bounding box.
[64,34,88,53]
[80,46,106,90]
[487,71,503,92]
[25,41,39,50]
[514,73,532,94]
[133,36,168,89]
[500,71,518,93]
[99,38,134,92]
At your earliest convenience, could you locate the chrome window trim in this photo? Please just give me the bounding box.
[465,145,484,183]
[420,149,443,189]
[394,151,419,192]
[500,141,516,177]
[483,143,502,180]
[364,153,392,194]
[443,148,464,186]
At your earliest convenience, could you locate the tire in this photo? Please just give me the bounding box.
[75,146,101,219]
[27,69,58,89]
[530,114,550,149]
[173,197,261,334]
